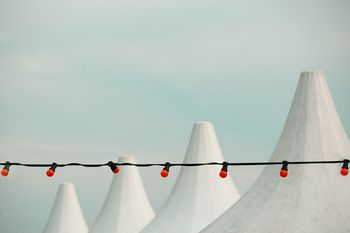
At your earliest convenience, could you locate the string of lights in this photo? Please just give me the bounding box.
[0,159,349,178]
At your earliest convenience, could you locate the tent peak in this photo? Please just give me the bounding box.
[43,183,88,233]
[194,121,213,126]
[60,182,73,188]
[141,122,240,233]
[89,155,154,233]
[300,70,324,78]
[201,71,350,233]
[118,155,136,163]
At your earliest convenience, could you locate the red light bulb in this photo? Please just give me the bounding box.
[160,169,168,178]
[279,161,289,178]
[1,162,10,177]
[219,169,228,178]
[112,166,120,174]
[219,162,229,179]
[280,169,288,178]
[46,168,55,177]
[1,168,9,177]
[108,161,120,174]
[46,163,57,177]
[160,162,171,178]
[341,168,348,176]
[341,160,349,176]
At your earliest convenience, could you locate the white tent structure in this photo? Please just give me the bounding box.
[89,156,155,233]
[202,71,350,233]
[43,183,88,233]
[141,121,241,233]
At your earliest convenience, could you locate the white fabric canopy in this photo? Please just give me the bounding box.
[89,156,155,233]
[43,183,88,233]
[202,71,350,233]
[141,121,241,233]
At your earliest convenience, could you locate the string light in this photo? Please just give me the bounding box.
[1,161,10,177]
[0,159,349,179]
[219,162,229,178]
[341,159,349,176]
[280,161,289,178]
[108,161,120,174]
[46,163,57,177]
[161,162,171,178]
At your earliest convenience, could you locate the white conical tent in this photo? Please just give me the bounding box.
[89,156,155,233]
[202,71,350,233]
[141,121,240,233]
[43,183,88,233]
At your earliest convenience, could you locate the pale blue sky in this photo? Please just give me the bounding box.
[1,0,349,232]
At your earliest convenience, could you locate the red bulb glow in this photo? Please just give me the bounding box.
[341,168,348,176]
[280,169,288,178]
[219,170,228,178]
[112,167,120,174]
[46,169,55,177]
[160,169,168,178]
[1,168,9,177]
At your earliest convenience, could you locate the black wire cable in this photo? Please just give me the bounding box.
[2,159,349,178]
[0,159,348,168]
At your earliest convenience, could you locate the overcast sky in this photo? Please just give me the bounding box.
[1,0,350,232]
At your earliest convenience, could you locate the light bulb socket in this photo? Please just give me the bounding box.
[221,162,229,172]
[3,161,11,171]
[342,159,349,169]
[49,163,58,172]
[281,161,289,171]
[162,162,171,172]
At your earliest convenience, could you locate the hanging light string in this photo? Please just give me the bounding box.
[0,159,349,178]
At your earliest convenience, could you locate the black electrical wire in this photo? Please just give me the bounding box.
[0,159,348,168]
